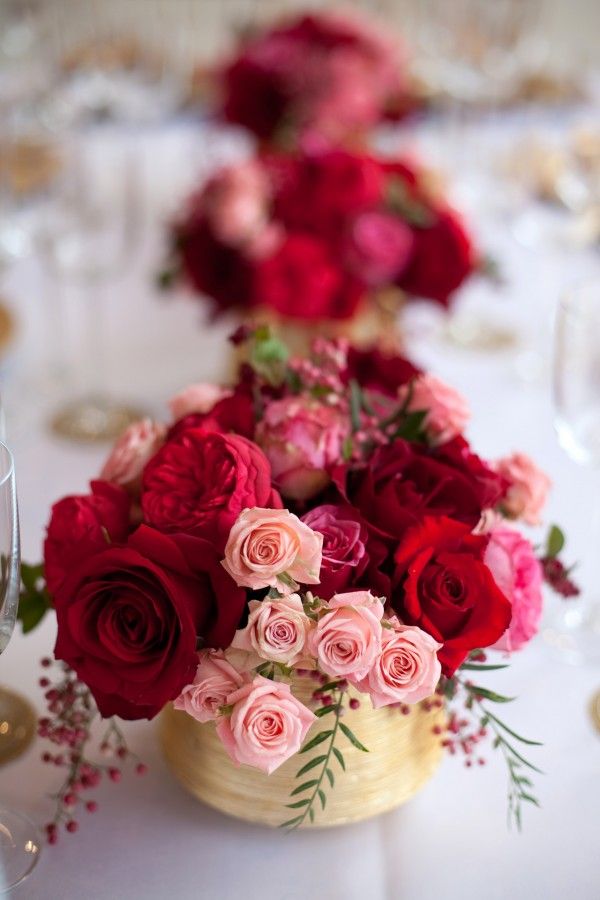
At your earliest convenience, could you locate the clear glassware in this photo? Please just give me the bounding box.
[546,282,600,664]
[0,440,41,893]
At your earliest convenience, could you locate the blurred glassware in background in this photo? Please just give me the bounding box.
[0,437,41,894]
[545,282,600,664]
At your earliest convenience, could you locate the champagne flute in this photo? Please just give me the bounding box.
[0,440,41,893]
[548,282,600,664]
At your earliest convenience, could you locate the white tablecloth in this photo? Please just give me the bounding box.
[1,114,599,900]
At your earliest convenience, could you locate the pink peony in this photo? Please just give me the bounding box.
[173,649,246,723]
[169,384,232,421]
[485,527,544,652]
[231,593,313,666]
[494,452,551,526]
[344,210,414,287]
[399,373,470,445]
[354,617,441,707]
[221,507,322,592]
[216,675,316,774]
[257,397,347,500]
[100,419,166,493]
[308,590,384,681]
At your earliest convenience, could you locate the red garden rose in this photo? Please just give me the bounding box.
[392,516,512,675]
[53,526,247,720]
[167,389,256,441]
[44,480,130,599]
[141,427,281,550]
[344,345,421,396]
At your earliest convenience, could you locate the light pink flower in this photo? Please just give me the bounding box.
[257,396,347,500]
[354,617,441,707]
[344,210,414,286]
[399,374,470,445]
[205,161,271,248]
[173,649,246,723]
[485,527,544,653]
[494,452,551,526]
[216,675,316,774]
[100,418,165,492]
[231,593,313,666]
[222,507,322,592]
[308,590,384,681]
[169,383,232,421]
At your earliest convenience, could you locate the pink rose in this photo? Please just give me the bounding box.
[173,649,246,723]
[308,590,384,681]
[169,384,232,421]
[100,419,166,493]
[301,504,368,596]
[485,527,544,653]
[257,397,347,501]
[216,675,316,774]
[494,452,551,526]
[231,593,312,666]
[222,507,322,592]
[354,617,441,707]
[399,374,470,445]
[344,210,414,287]
[205,161,272,248]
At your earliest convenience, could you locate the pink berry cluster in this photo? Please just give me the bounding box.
[38,658,147,844]
[289,337,348,395]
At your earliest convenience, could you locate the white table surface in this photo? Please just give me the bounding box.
[1,113,599,900]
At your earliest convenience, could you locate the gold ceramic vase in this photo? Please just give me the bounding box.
[160,678,445,829]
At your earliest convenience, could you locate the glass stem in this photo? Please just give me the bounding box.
[82,277,106,402]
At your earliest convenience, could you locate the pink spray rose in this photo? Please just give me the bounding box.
[399,373,470,445]
[231,593,313,667]
[354,617,441,707]
[257,397,347,501]
[301,504,368,595]
[485,527,544,652]
[169,383,232,421]
[205,160,272,248]
[222,507,322,592]
[173,649,246,723]
[216,675,316,774]
[308,590,384,681]
[344,210,414,287]
[494,452,551,526]
[100,419,166,493]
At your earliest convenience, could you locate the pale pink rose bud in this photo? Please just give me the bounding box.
[169,383,232,421]
[216,675,316,774]
[100,419,166,492]
[221,507,323,592]
[354,617,441,707]
[308,590,384,681]
[399,374,470,445]
[231,594,313,666]
[494,452,551,526]
[173,649,246,723]
[206,161,271,248]
[485,527,544,652]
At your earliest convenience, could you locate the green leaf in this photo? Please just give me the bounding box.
[342,435,354,462]
[546,524,565,558]
[319,681,343,693]
[332,747,346,771]
[308,807,315,824]
[339,722,368,752]
[18,563,52,635]
[290,781,318,796]
[315,705,339,718]
[296,755,327,777]
[318,789,326,810]
[484,710,543,746]
[501,740,544,774]
[468,685,515,704]
[521,793,540,807]
[349,380,362,433]
[460,663,510,672]
[325,768,335,788]
[299,730,333,753]
[285,798,311,809]
[395,409,428,442]
[279,816,303,829]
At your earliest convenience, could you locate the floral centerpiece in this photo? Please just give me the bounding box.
[214,11,414,147]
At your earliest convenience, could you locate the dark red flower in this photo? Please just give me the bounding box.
[392,516,512,675]
[168,390,256,441]
[344,345,421,396]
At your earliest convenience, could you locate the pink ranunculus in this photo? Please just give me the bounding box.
[169,384,232,421]
[399,373,470,445]
[494,452,551,526]
[100,419,166,493]
[222,507,322,592]
[204,161,272,248]
[308,590,384,681]
[485,527,544,652]
[173,649,246,723]
[256,397,347,501]
[215,675,316,774]
[231,593,313,666]
[354,617,441,708]
[344,210,414,287]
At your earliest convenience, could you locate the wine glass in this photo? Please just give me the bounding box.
[547,282,600,664]
[0,440,41,893]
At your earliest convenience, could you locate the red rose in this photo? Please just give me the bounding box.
[392,516,512,675]
[53,526,247,720]
[301,504,368,596]
[168,390,256,441]
[44,480,130,599]
[254,234,362,320]
[141,427,280,550]
[344,345,421,396]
